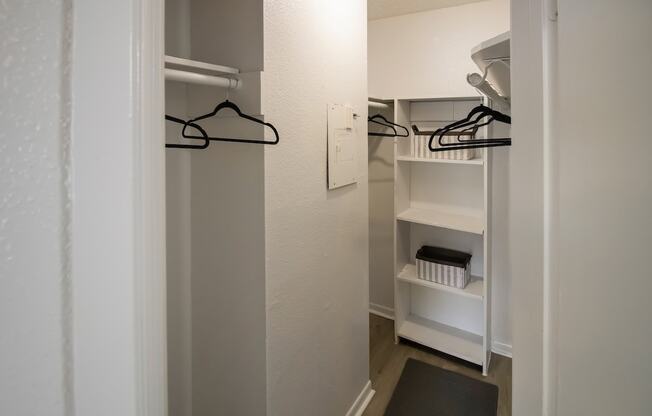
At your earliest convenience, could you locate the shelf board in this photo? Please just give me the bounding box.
[397,264,483,300]
[164,55,240,76]
[470,31,510,98]
[396,155,484,166]
[396,207,484,235]
[471,31,510,65]
[397,314,484,365]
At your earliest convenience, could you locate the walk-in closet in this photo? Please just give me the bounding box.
[9,0,650,415]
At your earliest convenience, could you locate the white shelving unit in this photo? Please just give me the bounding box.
[392,96,493,375]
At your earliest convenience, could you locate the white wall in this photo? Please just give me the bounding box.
[368,0,509,99]
[367,2,512,353]
[262,1,371,415]
[368,105,396,316]
[511,1,652,414]
[0,1,73,414]
[165,2,193,415]
[554,1,652,414]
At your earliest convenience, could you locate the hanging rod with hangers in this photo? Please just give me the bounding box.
[412,125,474,137]
[181,99,279,145]
[427,104,511,152]
[163,57,278,147]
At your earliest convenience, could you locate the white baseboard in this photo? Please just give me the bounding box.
[369,303,394,320]
[345,380,375,416]
[491,341,512,358]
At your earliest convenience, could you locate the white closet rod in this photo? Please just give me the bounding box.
[164,68,241,89]
[467,60,510,106]
[467,73,507,106]
[368,101,389,109]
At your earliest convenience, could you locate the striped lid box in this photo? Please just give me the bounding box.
[415,246,472,289]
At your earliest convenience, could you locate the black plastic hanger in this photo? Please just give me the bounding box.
[182,100,279,145]
[428,105,511,152]
[165,115,210,149]
[368,114,409,137]
[441,104,509,132]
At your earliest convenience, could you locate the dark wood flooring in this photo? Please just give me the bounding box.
[363,314,512,416]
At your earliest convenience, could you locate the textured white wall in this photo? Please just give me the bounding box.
[262,1,370,414]
[555,1,652,414]
[368,0,509,99]
[0,1,72,414]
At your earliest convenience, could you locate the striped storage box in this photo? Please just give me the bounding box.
[411,132,476,160]
[415,246,472,289]
[429,135,476,161]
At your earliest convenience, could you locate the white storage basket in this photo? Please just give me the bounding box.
[412,131,475,160]
[415,246,472,289]
[430,135,476,161]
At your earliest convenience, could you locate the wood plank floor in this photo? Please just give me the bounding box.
[363,314,512,416]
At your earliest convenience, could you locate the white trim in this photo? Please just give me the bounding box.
[491,341,513,358]
[70,0,167,415]
[542,0,559,415]
[369,303,395,320]
[133,0,168,414]
[345,380,375,416]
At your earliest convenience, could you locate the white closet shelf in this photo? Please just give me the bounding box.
[470,31,510,100]
[397,314,484,365]
[396,155,484,166]
[396,207,484,235]
[397,264,483,300]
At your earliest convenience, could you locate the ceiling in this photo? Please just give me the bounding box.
[368,0,487,20]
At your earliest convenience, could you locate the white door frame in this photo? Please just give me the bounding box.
[70,0,167,415]
[511,0,559,414]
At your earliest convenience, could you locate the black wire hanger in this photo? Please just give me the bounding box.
[165,115,210,150]
[368,114,409,137]
[182,100,279,145]
[428,105,511,152]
